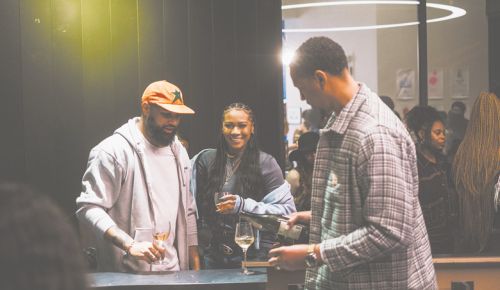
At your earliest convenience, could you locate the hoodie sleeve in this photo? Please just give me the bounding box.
[76,147,125,237]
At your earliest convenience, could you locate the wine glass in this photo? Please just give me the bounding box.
[214,192,230,212]
[152,221,171,265]
[235,220,255,275]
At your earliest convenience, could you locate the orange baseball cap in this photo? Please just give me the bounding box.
[141,80,195,114]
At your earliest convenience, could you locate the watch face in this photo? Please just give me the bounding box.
[305,253,317,267]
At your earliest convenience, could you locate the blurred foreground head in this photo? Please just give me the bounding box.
[0,182,87,290]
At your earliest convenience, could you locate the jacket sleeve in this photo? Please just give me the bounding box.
[236,153,296,215]
[76,148,124,237]
[239,181,296,215]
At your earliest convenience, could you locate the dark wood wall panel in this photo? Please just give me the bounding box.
[213,0,238,108]
[0,0,284,216]
[20,0,57,195]
[0,0,25,181]
[255,0,285,164]
[164,0,192,150]
[187,0,216,154]
[138,0,165,87]
[51,0,85,211]
[81,0,114,150]
[110,0,140,121]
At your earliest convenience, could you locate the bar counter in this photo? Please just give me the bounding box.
[88,256,500,290]
[88,268,267,290]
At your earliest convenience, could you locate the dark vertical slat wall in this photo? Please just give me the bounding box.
[51,0,85,212]
[20,0,57,193]
[256,0,285,161]
[187,0,215,153]
[81,0,115,148]
[0,0,25,181]
[138,0,165,87]
[110,0,140,121]
[0,0,284,216]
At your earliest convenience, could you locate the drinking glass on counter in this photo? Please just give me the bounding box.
[235,220,255,275]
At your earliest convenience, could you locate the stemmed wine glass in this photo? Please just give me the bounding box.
[235,220,255,275]
[152,221,171,265]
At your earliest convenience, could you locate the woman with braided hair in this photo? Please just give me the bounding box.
[452,92,500,253]
[406,105,458,254]
[191,102,295,269]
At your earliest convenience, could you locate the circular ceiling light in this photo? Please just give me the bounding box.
[282,1,466,33]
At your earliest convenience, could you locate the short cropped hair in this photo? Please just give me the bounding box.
[290,37,348,78]
[451,101,466,113]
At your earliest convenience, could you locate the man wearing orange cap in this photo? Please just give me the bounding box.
[76,80,199,272]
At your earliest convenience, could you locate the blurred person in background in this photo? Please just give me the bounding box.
[286,131,319,212]
[192,102,295,269]
[293,109,314,144]
[0,182,87,290]
[445,101,469,162]
[380,95,401,119]
[406,105,457,254]
[452,92,500,253]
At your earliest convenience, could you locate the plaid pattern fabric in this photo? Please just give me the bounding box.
[305,84,437,290]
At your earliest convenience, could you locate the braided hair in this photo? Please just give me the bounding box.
[452,92,500,252]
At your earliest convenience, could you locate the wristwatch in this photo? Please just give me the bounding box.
[305,244,320,268]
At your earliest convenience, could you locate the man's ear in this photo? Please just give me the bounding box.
[141,102,150,116]
[314,70,327,89]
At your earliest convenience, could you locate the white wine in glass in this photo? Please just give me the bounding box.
[235,221,254,275]
[152,221,171,265]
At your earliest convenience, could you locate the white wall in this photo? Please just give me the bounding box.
[283,0,488,141]
[376,0,488,118]
[283,4,378,143]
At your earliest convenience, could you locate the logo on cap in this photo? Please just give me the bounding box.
[141,80,195,115]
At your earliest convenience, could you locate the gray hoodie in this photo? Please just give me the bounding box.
[76,118,198,272]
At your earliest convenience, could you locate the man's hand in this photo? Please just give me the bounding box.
[189,245,200,270]
[287,211,312,227]
[268,244,309,271]
[105,226,163,264]
[128,241,164,264]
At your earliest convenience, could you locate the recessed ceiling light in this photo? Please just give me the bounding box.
[282,1,466,33]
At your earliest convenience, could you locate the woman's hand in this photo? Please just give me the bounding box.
[215,194,238,214]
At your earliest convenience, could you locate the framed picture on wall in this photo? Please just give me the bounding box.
[450,67,469,99]
[428,68,444,99]
[396,69,415,100]
[287,107,302,125]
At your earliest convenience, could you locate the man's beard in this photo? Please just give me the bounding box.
[145,115,177,147]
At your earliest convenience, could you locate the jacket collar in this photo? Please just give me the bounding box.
[321,83,368,135]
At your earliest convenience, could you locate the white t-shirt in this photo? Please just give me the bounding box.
[142,135,180,271]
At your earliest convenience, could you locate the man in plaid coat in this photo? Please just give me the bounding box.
[268,37,437,290]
